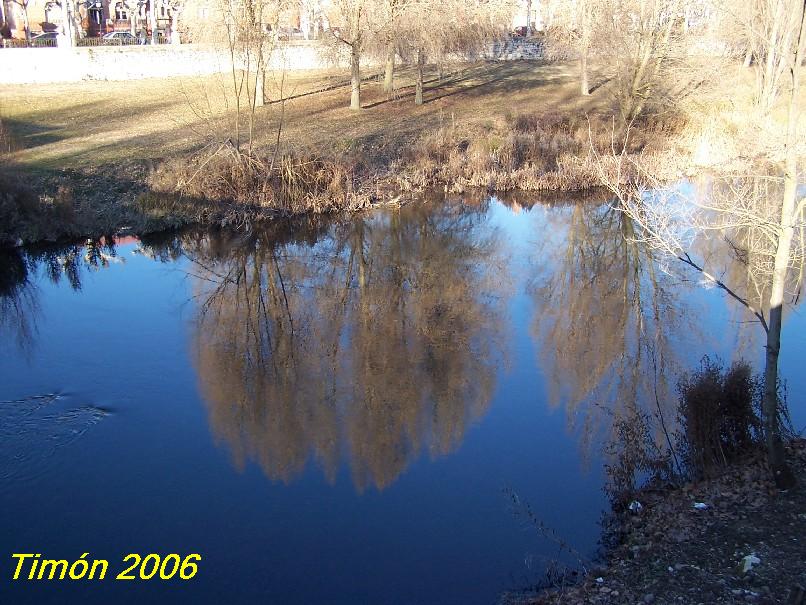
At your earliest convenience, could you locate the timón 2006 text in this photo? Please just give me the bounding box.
[11,553,202,581]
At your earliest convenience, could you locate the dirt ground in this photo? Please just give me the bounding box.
[515,441,806,605]
[0,61,602,171]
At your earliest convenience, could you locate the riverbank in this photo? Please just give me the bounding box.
[0,58,782,246]
[512,441,806,605]
[0,60,680,245]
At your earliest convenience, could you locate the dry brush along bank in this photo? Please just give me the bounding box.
[0,109,691,246]
[508,355,805,605]
[394,111,687,194]
[515,440,806,605]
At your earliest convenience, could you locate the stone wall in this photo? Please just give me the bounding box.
[0,38,543,85]
[0,42,350,84]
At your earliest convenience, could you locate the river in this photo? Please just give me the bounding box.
[1,194,804,604]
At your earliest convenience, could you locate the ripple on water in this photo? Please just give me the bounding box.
[0,392,110,485]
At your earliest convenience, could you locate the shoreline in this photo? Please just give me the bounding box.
[513,441,806,605]
[0,61,684,247]
[0,123,681,248]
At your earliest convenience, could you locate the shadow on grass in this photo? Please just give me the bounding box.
[2,99,181,154]
[1,118,67,150]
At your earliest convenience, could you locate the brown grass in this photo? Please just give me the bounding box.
[0,59,714,241]
[0,118,77,245]
[677,357,761,478]
[141,144,380,228]
[396,110,687,194]
[0,62,600,170]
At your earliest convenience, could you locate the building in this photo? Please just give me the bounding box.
[1,0,178,39]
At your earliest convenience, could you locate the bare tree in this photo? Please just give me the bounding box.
[606,0,693,121]
[9,0,31,45]
[396,0,441,105]
[188,0,285,148]
[45,0,78,46]
[328,0,369,110]
[398,0,515,105]
[149,0,157,43]
[299,0,325,38]
[176,204,507,491]
[379,0,404,95]
[591,0,806,488]
[529,201,690,464]
[763,0,806,487]
[719,0,806,113]
[166,0,183,43]
[545,0,597,95]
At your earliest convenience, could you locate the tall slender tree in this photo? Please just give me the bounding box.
[329,0,368,110]
[593,0,806,488]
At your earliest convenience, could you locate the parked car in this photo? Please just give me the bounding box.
[277,27,304,41]
[102,31,137,45]
[30,31,59,47]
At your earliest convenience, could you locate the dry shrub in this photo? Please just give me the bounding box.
[140,107,688,233]
[676,356,761,478]
[398,110,683,196]
[0,118,14,153]
[143,145,377,227]
[0,167,75,245]
[604,405,674,511]
[602,357,797,509]
[512,113,541,134]
[0,116,79,244]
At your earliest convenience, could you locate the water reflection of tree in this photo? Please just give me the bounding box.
[0,237,123,355]
[177,202,508,491]
[684,174,805,370]
[0,249,39,354]
[530,202,694,454]
[693,174,803,312]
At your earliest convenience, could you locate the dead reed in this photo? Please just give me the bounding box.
[395,112,685,194]
[0,119,79,245]
[141,142,384,228]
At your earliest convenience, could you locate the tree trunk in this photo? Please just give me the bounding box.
[762,0,805,490]
[580,47,590,96]
[526,0,532,35]
[170,11,180,44]
[763,291,795,489]
[764,182,797,490]
[255,65,265,108]
[22,5,30,45]
[383,41,394,95]
[59,0,75,47]
[348,4,362,111]
[149,0,156,45]
[130,9,136,36]
[760,4,784,113]
[415,48,424,105]
[743,48,753,68]
[350,44,361,110]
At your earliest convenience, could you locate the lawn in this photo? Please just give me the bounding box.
[0,60,604,171]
